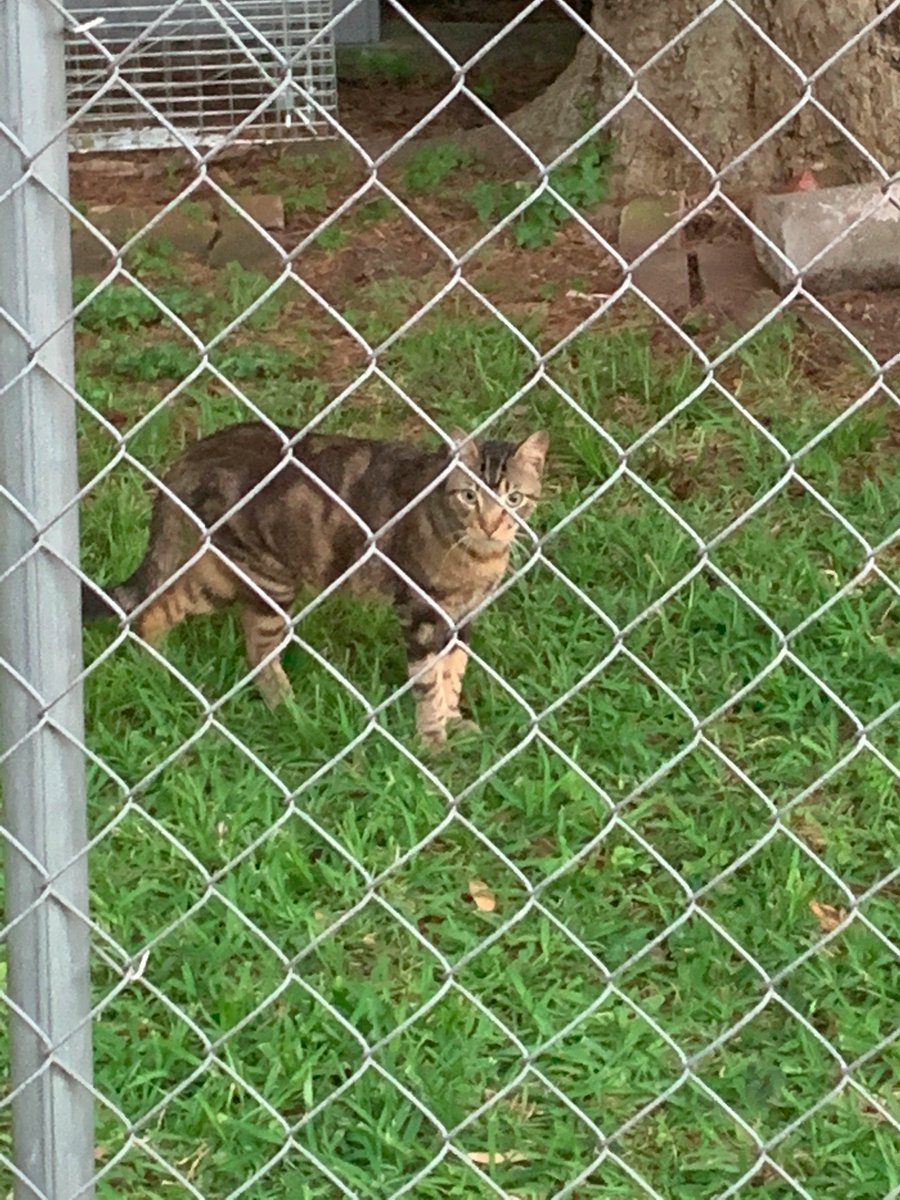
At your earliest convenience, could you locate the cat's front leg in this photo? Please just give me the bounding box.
[442,624,478,734]
[400,603,466,747]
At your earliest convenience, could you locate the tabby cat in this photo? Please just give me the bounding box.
[83,423,549,746]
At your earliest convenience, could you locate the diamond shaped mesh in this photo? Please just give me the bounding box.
[1,1,899,1198]
[66,0,337,149]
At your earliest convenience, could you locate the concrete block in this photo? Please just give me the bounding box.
[234,193,285,232]
[694,242,779,322]
[84,203,151,247]
[77,202,216,267]
[208,214,284,273]
[753,182,900,293]
[154,203,217,255]
[619,192,683,260]
[71,218,114,274]
[630,247,691,315]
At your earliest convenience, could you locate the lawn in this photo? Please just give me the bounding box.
[5,143,900,1198]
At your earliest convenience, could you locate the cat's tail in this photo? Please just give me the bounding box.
[82,485,187,624]
[81,563,150,624]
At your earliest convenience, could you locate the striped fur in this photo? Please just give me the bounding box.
[84,422,549,745]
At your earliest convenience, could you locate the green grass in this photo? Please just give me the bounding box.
[4,254,899,1199]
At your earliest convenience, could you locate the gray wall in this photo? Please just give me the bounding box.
[333,0,380,44]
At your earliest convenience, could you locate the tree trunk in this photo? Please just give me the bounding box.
[473,0,900,197]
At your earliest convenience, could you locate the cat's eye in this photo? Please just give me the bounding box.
[506,490,523,508]
[460,488,478,505]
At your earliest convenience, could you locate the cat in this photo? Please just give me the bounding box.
[83,422,549,746]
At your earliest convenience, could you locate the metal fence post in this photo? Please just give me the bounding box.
[0,1,95,1196]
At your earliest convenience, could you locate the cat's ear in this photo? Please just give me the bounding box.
[514,430,549,475]
[447,425,479,467]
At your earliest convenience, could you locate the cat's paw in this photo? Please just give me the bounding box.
[256,664,294,709]
[448,716,480,737]
[418,726,448,752]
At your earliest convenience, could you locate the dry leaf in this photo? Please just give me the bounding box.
[809,900,847,933]
[785,168,819,192]
[468,1150,528,1165]
[468,879,496,912]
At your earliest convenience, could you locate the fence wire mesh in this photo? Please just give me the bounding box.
[1,0,899,1197]
[65,0,337,151]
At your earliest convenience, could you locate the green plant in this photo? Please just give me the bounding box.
[351,46,417,85]
[466,138,614,248]
[357,197,396,224]
[73,280,160,331]
[126,237,182,278]
[282,181,329,217]
[313,224,348,251]
[112,339,194,381]
[401,142,475,193]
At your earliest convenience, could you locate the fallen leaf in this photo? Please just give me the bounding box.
[785,168,819,192]
[809,900,847,933]
[468,879,496,912]
[468,1150,529,1165]
[99,407,129,427]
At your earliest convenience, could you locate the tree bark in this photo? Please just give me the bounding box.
[471,0,900,197]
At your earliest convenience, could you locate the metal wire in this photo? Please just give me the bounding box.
[1,0,898,1196]
[65,0,337,149]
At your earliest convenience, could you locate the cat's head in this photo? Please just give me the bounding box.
[442,427,549,550]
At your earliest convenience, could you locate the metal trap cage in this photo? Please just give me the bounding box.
[65,0,338,151]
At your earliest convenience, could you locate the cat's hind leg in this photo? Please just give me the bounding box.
[135,553,238,646]
[239,600,294,708]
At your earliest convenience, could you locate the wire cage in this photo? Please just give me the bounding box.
[65,0,338,151]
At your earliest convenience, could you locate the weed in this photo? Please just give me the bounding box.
[281,181,329,217]
[350,46,417,85]
[74,280,160,331]
[126,237,182,278]
[401,142,475,193]
[357,196,396,224]
[314,224,348,251]
[111,340,194,381]
[467,138,614,248]
[469,74,495,103]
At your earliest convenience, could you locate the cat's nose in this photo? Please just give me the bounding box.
[479,513,504,537]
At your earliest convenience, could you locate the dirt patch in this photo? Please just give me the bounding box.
[813,290,900,364]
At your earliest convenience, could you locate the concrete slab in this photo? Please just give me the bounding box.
[155,204,217,256]
[753,182,900,293]
[73,202,217,271]
[619,193,683,260]
[630,247,691,316]
[71,220,111,274]
[234,193,285,232]
[208,215,284,274]
[695,242,779,322]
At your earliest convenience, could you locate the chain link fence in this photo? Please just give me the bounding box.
[1,1,898,1197]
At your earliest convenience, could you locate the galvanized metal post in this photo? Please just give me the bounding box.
[0,1,95,1197]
